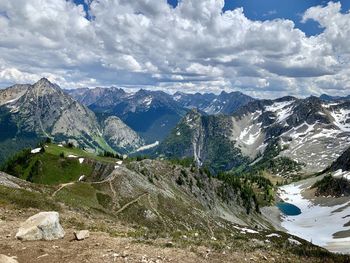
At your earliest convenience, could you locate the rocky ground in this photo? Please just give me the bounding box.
[0,206,349,263]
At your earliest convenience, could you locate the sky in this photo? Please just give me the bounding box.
[0,0,350,98]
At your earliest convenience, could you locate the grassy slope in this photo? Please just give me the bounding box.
[1,144,350,261]
[1,144,118,185]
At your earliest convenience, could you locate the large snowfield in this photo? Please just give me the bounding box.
[278,180,350,254]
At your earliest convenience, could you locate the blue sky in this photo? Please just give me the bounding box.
[167,0,350,36]
[73,0,350,36]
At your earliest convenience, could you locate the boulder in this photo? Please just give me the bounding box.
[15,212,65,241]
[74,230,90,240]
[0,255,18,263]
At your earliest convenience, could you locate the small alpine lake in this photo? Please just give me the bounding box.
[277,202,301,216]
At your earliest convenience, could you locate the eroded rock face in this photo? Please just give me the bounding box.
[103,116,144,153]
[15,212,64,241]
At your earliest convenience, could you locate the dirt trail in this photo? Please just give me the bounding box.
[115,193,149,215]
[52,182,75,197]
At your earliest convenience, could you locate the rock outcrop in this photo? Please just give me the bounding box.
[15,211,64,241]
[0,255,18,263]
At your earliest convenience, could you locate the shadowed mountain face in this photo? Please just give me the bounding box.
[68,88,186,143]
[174,90,255,115]
[67,88,255,143]
[0,79,144,163]
[156,96,350,174]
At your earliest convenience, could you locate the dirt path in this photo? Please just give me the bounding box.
[115,193,149,215]
[52,182,75,197]
[109,180,118,210]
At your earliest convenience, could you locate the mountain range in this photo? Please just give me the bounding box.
[157,96,350,174]
[0,78,144,163]
[67,87,255,143]
[2,78,350,259]
[2,78,350,175]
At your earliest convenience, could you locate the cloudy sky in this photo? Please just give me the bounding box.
[0,0,349,98]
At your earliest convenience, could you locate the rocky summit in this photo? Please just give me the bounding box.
[0,79,145,163]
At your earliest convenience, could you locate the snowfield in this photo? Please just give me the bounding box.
[278,180,350,253]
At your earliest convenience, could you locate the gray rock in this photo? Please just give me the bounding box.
[0,255,18,263]
[74,230,90,240]
[15,211,65,241]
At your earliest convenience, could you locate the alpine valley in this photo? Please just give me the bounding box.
[1,78,350,262]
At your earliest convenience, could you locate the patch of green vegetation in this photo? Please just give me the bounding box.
[93,135,116,154]
[168,157,195,168]
[217,171,274,213]
[246,141,303,176]
[312,175,350,197]
[1,148,94,185]
[96,192,113,208]
[45,143,116,163]
[0,185,60,210]
[54,182,102,210]
[156,122,192,157]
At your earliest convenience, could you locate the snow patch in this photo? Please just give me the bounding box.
[143,96,153,107]
[4,96,21,104]
[288,237,301,246]
[266,233,281,238]
[239,123,262,145]
[31,148,41,154]
[233,225,259,234]
[264,100,294,113]
[330,108,350,132]
[332,169,350,180]
[135,141,159,152]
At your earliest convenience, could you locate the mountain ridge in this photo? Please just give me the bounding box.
[0,78,145,163]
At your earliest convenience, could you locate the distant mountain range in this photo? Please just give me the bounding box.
[2,79,350,175]
[156,96,350,174]
[66,87,255,142]
[319,94,350,102]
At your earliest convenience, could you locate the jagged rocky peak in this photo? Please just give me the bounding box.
[29,78,62,94]
[184,108,202,122]
[0,78,146,157]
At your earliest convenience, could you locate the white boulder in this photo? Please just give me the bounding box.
[15,212,65,241]
[0,255,18,263]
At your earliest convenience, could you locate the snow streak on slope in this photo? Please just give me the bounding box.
[279,121,350,172]
[264,100,294,113]
[332,169,350,180]
[330,108,350,132]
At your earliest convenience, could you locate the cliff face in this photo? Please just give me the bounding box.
[158,96,350,174]
[0,78,144,163]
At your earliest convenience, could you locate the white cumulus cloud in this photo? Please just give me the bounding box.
[0,0,349,98]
